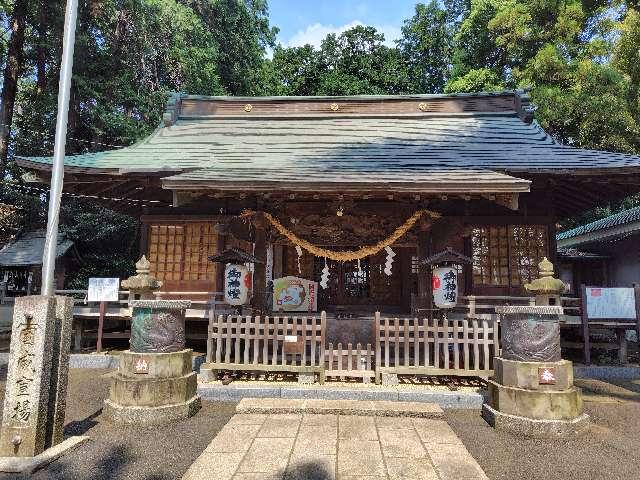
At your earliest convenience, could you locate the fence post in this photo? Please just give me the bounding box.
[468,296,476,317]
[374,311,381,384]
[206,292,215,363]
[319,311,326,384]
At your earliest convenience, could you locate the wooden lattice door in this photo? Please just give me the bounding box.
[147,222,218,293]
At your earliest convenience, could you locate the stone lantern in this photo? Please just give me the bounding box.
[103,256,200,425]
[120,255,162,300]
[482,257,589,436]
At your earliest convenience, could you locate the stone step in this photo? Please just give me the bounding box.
[235,398,444,418]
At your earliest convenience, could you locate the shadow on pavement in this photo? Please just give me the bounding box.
[282,459,334,480]
[64,408,103,436]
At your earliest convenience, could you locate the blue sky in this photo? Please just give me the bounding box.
[268,1,419,48]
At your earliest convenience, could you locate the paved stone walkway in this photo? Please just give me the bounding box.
[182,412,489,480]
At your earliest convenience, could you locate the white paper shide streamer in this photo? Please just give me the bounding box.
[320,258,330,289]
[295,245,303,274]
[383,246,395,276]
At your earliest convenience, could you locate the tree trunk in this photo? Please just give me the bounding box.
[0,0,28,178]
[36,0,49,94]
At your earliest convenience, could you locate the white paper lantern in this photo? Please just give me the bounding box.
[224,264,251,305]
[432,266,458,309]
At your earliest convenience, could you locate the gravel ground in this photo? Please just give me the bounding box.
[0,367,639,479]
[448,379,640,480]
[0,367,236,480]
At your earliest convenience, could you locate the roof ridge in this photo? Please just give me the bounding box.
[176,91,523,102]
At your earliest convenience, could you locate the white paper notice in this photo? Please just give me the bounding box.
[88,277,120,302]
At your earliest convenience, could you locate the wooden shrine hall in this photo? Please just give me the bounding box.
[16,91,640,356]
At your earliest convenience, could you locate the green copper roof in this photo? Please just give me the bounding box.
[16,92,640,183]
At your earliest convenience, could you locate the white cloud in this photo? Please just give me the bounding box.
[283,20,402,49]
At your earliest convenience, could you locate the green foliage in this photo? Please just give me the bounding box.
[263,25,410,96]
[1,0,277,288]
[64,253,136,291]
[444,68,504,93]
[1,0,640,260]
[398,1,453,93]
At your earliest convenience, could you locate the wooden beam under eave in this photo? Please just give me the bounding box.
[84,179,131,197]
[172,191,202,208]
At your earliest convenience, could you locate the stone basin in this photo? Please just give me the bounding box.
[129,300,191,353]
[495,305,563,363]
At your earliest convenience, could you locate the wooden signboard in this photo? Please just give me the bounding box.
[580,285,640,365]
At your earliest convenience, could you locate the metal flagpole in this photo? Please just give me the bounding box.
[41,0,79,296]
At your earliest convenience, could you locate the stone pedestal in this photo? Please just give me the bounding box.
[0,295,73,458]
[483,305,589,436]
[104,349,200,425]
[105,296,200,425]
[482,357,589,436]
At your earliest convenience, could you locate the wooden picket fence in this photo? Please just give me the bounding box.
[375,312,499,384]
[202,311,499,384]
[204,312,327,383]
[325,342,375,382]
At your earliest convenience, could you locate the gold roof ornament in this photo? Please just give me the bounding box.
[121,255,163,299]
[244,104,253,112]
[524,257,566,296]
[418,102,428,111]
[330,103,339,111]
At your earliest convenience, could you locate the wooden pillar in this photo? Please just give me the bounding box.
[139,220,149,256]
[546,182,558,266]
[417,231,430,298]
[463,236,473,296]
[252,212,267,311]
[215,227,226,293]
[547,220,558,267]
[273,244,283,279]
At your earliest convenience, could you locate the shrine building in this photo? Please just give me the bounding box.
[16,91,640,344]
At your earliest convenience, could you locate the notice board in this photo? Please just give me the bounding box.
[584,287,637,320]
[88,277,120,302]
[580,285,640,365]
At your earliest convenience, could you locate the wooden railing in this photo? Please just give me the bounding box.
[55,289,236,350]
[375,312,499,383]
[204,313,326,383]
[413,294,582,323]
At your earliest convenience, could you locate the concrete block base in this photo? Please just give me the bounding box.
[381,373,399,386]
[297,372,315,384]
[487,380,583,420]
[104,395,201,426]
[494,358,574,391]
[0,436,89,474]
[105,349,201,425]
[197,366,217,383]
[482,404,589,437]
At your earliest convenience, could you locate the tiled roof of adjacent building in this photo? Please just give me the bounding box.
[0,230,74,267]
[556,205,640,246]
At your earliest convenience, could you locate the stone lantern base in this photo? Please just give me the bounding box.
[482,357,589,436]
[104,349,200,426]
